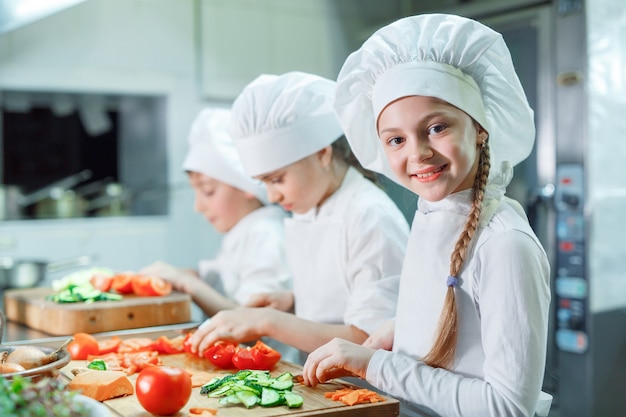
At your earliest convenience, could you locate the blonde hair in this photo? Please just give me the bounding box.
[422,134,491,369]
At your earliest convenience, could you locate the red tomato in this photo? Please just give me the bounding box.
[232,341,281,370]
[111,272,135,294]
[68,332,100,360]
[89,273,113,292]
[203,341,237,369]
[96,336,121,355]
[136,366,192,416]
[131,275,173,297]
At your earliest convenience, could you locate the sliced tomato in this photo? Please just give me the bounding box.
[111,272,135,294]
[87,350,161,375]
[131,274,172,297]
[97,336,122,355]
[153,335,186,354]
[90,273,113,292]
[117,337,156,353]
[203,341,237,369]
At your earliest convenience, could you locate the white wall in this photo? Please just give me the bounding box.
[0,0,220,275]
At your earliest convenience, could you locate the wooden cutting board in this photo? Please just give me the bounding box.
[61,353,400,417]
[3,287,192,335]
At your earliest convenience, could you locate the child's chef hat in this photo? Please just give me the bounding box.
[182,108,268,204]
[334,13,535,185]
[230,71,344,177]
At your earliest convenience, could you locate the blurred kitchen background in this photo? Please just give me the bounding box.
[1,0,625,416]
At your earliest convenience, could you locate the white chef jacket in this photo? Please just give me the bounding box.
[199,204,291,306]
[285,167,410,335]
[366,188,551,417]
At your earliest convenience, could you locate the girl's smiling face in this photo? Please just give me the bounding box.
[377,96,485,202]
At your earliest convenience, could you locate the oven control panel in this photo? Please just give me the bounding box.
[554,163,587,353]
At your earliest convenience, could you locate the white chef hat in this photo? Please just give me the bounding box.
[182,108,268,204]
[230,72,344,177]
[334,13,535,186]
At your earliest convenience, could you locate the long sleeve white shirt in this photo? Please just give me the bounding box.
[366,189,551,417]
[199,204,291,305]
[285,167,410,334]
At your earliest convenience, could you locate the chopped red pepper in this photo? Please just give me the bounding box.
[203,341,237,369]
[232,340,281,370]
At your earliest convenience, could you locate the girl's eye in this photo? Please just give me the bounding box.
[264,175,283,185]
[203,189,215,197]
[428,123,447,135]
[387,136,405,146]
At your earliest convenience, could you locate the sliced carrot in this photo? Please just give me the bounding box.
[325,387,386,406]
[342,390,360,406]
[188,407,218,415]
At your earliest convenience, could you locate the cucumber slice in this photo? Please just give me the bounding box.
[260,387,283,407]
[270,379,294,391]
[275,372,294,382]
[200,377,223,394]
[219,394,241,405]
[284,391,304,408]
[208,385,234,397]
[236,390,260,408]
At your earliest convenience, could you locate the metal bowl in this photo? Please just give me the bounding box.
[0,344,71,381]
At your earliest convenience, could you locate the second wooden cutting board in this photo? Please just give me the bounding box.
[3,287,192,335]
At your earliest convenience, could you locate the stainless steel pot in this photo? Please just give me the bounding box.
[0,185,24,220]
[0,170,92,220]
[0,255,91,290]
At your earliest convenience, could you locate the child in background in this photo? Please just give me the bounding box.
[187,72,410,360]
[140,108,291,319]
[302,14,552,417]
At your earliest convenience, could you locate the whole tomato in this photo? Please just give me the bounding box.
[67,332,100,360]
[136,366,192,416]
[203,341,237,369]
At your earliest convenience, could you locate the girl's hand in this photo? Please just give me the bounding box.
[362,319,395,350]
[302,338,376,387]
[244,290,294,312]
[187,308,270,355]
[139,261,198,293]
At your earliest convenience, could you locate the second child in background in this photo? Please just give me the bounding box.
[140,108,291,319]
[188,72,410,360]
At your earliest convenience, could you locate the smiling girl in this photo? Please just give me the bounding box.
[302,14,551,417]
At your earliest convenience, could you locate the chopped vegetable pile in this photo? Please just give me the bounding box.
[325,387,386,406]
[200,369,304,409]
[47,267,121,304]
[46,268,173,303]
[0,375,89,417]
[46,284,123,303]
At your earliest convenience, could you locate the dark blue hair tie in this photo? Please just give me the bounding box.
[447,276,459,287]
